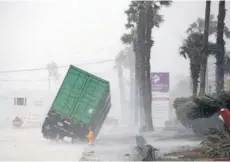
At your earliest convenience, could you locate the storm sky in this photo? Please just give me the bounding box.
[0,0,229,117]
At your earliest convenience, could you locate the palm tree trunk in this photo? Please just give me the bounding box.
[48,76,51,91]
[199,0,211,96]
[216,0,226,95]
[117,62,126,120]
[129,43,137,125]
[143,62,153,130]
[143,3,154,131]
[136,3,146,128]
[134,41,139,125]
[190,62,199,96]
[192,77,198,96]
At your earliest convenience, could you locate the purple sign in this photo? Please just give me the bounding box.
[151,72,169,92]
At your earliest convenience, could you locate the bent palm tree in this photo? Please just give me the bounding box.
[122,1,172,131]
[180,33,202,96]
[180,32,216,96]
[186,8,230,95]
[47,62,60,90]
[115,50,127,115]
[187,14,230,38]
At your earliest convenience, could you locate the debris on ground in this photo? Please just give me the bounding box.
[130,135,158,161]
[200,130,230,159]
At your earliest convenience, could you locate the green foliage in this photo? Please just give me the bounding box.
[121,29,136,44]
[187,14,230,38]
[121,1,172,131]
[179,13,230,96]
[173,97,193,110]
[179,32,216,95]
[175,91,230,129]
[115,49,132,69]
[121,1,172,44]
[47,62,60,81]
[201,130,230,158]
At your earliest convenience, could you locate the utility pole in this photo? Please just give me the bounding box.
[47,62,59,92]
[115,51,126,123]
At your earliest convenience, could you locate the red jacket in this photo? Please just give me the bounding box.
[218,108,230,130]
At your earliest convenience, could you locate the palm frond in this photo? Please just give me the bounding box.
[121,33,134,44]
[125,22,134,29]
[179,46,188,59]
[186,14,222,36]
[224,54,230,74]
[187,22,198,33]
[208,43,217,55]
[224,26,230,38]
[153,14,164,28]
[159,1,173,7]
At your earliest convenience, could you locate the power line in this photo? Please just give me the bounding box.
[0,70,115,82]
[0,79,47,82]
[0,59,115,74]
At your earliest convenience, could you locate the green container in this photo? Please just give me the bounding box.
[42,65,111,141]
[52,65,110,123]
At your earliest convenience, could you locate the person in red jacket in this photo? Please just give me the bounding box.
[218,108,230,131]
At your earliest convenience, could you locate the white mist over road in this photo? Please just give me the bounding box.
[0,124,200,161]
[0,128,86,161]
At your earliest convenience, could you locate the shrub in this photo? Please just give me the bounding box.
[201,130,230,158]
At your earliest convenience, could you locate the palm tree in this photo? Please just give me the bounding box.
[180,32,216,96]
[187,14,230,37]
[180,32,203,96]
[122,1,172,131]
[199,0,211,96]
[115,46,137,125]
[186,6,230,95]
[115,50,126,116]
[47,62,60,90]
[216,0,226,95]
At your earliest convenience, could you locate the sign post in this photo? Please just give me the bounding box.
[151,72,170,128]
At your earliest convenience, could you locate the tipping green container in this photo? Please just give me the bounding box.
[42,65,111,142]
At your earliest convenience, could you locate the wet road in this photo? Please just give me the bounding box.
[81,126,201,161]
[0,124,201,161]
[0,128,86,161]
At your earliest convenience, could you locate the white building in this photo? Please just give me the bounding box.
[0,89,56,123]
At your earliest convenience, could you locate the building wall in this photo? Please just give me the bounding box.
[0,89,56,121]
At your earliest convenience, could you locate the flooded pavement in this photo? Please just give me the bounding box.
[81,126,202,161]
[0,128,86,161]
[0,124,202,161]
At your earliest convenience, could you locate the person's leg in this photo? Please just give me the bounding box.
[91,137,94,145]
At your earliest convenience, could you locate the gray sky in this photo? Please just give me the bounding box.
[0,0,229,90]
